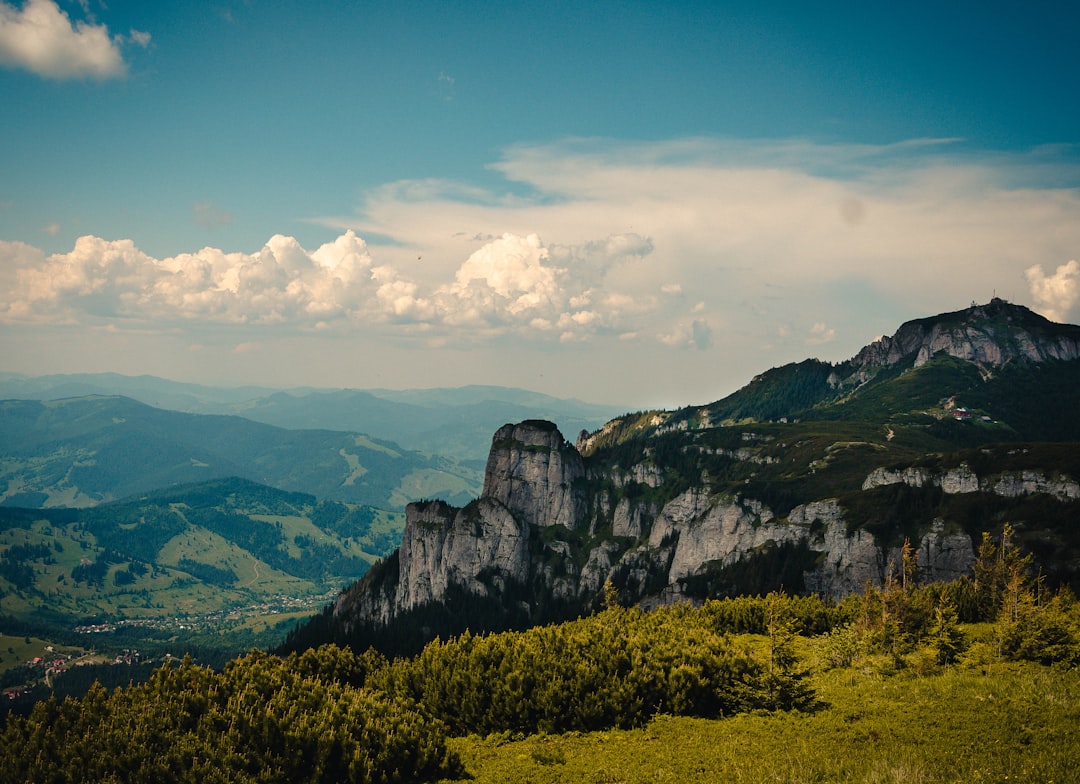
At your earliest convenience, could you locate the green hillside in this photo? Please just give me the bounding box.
[0,396,482,509]
[0,477,404,653]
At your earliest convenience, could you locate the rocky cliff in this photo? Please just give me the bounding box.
[320,301,1080,653]
[842,297,1080,379]
[333,420,1075,637]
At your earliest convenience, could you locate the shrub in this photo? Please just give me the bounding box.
[0,653,462,784]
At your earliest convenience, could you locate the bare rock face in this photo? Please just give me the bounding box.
[847,298,1080,375]
[798,501,883,596]
[917,521,977,583]
[483,421,587,529]
[862,467,935,490]
[658,493,788,584]
[395,498,530,612]
[941,465,981,494]
[611,497,656,538]
[865,462,1079,501]
[333,416,1074,640]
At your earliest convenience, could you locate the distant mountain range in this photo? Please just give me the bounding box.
[0,374,624,461]
[0,377,623,651]
[0,395,481,510]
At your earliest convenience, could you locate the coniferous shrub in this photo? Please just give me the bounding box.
[369,602,817,736]
[0,653,462,784]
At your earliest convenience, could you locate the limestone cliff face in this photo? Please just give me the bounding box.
[335,420,1052,634]
[844,298,1080,378]
[395,498,530,611]
[483,421,587,529]
[864,464,1080,500]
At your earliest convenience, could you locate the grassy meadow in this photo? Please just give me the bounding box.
[442,648,1079,784]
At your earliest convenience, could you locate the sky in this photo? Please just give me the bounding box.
[1,0,1079,410]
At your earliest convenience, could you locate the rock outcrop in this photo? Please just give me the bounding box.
[334,419,1080,634]
[846,298,1080,375]
[321,300,1080,648]
[483,420,587,529]
[864,463,1080,501]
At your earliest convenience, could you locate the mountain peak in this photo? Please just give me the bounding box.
[847,298,1080,373]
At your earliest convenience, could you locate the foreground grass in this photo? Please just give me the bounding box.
[441,661,1079,783]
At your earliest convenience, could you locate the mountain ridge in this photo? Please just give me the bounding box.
[284,300,1080,656]
[0,374,624,461]
[0,395,480,510]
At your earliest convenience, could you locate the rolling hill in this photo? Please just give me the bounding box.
[0,374,624,462]
[0,477,402,648]
[0,395,481,509]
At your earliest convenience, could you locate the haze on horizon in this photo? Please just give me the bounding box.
[2,1,1078,410]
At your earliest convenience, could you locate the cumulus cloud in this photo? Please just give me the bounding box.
[660,318,713,350]
[1,232,376,326]
[1025,260,1080,322]
[0,228,664,343]
[805,322,837,345]
[316,137,1080,356]
[0,0,145,80]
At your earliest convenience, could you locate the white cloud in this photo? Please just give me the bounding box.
[0,228,662,343]
[437,71,455,101]
[317,137,1080,351]
[805,322,837,345]
[1025,260,1080,323]
[0,0,142,80]
[659,317,713,350]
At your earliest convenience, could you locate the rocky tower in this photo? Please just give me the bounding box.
[332,420,587,628]
[483,420,587,529]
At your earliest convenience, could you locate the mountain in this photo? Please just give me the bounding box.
[284,300,1080,656]
[0,372,279,411]
[0,396,480,509]
[0,477,403,647]
[701,297,1080,438]
[221,385,623,461]
[0,374,624,462]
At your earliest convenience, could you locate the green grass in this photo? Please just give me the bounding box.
[440,658,1079,784]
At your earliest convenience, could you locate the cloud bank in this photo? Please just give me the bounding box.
[0,0,146,80]
[0,229,656,345]
[2,137,1079,363]
[329,138,1080,329]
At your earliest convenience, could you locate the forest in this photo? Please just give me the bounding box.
[1,526,1078,784]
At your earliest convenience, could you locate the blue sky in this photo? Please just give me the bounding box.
[1,0,1079,409]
